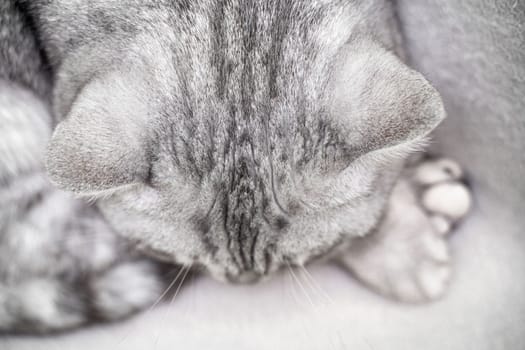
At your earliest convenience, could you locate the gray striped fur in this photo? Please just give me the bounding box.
[1,0,444,332]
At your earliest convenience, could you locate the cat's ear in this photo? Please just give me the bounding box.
[329,41,445,155]
[46,75,152,195]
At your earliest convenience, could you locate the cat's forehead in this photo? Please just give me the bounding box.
[162,0,361,100]
[150,1,357,179]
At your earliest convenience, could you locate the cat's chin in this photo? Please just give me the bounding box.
[198,264,278,285]
[225,270,264,284]
[135,247,269,284]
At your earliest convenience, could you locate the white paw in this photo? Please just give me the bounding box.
[413,158,472,232]
[341,157,472,303]
[341,180,452,303]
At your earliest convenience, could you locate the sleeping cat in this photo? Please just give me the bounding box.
[0,0,471,333]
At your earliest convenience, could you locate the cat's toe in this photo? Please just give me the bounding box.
[412,157,472,223]
[413,158,463,185]
[387,263,451,303]
[392,234,451,302]
[429,214,452,235]
[422,231,450,262]
[422,182,472,222]
[417,260,451,300]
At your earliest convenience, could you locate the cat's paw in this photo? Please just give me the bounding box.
[412,158,472,234]
[340,180,453,303]
[91,260,165,320]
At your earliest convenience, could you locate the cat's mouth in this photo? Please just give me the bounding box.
[137,245,271,284]
[225,270,264,284]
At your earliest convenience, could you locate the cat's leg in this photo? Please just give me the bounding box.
[0,188,171,334]
[0,81,176,333]
[338,158,472,302]
[0,188,176,334]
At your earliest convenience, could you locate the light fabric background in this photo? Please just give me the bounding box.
[2,1,524,349]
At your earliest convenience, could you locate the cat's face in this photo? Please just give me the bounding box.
[92,148,402,283]
[46,8,444,282]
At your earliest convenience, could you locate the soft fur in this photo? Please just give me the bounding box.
[0,0,470,333]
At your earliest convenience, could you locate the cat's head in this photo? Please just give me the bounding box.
[46,30,444,283]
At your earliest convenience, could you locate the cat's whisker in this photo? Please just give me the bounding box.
[170,265,191,305]
[298,265,334,306]
[116,264,188,347]
[189,269,197,313]
[152,265,191,348]
[280,257,299,303]
[286,261,317,309]
[147,265,187,312]
[286,267,304,307]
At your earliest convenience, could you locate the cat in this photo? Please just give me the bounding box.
[0,0,471,333]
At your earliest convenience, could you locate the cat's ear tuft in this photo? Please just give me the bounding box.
[329,41,445,156]
[46,76,152,195]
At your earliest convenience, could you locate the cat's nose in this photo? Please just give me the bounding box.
[227,270,261,284]
[237,270,260,283]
